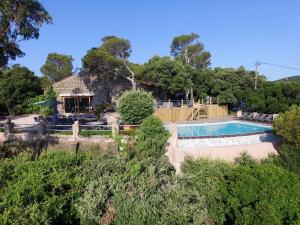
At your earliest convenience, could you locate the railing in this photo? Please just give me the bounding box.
[0,121,141,137]
[155,97,218,109]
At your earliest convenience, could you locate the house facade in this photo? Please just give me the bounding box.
[52,74,131,114]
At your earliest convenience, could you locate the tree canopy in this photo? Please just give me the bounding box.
[139,56,191,99]
[170,33,211,68]
[82,36,138,90]
[0,0,52,67]
[40,53,74,82]
[0,65,43,115]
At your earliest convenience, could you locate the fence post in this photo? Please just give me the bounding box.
[4,118,14,138]
[112,121,119,138]
[37,119,47,137]
[72,120,80,140]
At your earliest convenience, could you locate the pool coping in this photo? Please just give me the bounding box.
[178,130,273,139]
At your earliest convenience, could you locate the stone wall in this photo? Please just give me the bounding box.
[53,75,132,113]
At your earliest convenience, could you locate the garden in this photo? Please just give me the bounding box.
[0,89,300,225]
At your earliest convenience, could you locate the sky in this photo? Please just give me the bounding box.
[13,0,300,80]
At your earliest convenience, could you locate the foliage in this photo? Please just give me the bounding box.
[273,105,300,144]
[134,115,170,159]
[269,144,300,176]
[0,65,43,115]
[182,158,230,224]
[234,152,257,166]
[80,130,112,138]
[140,56,191,99]
[40,53,74,82]
[272,106,300,175]
[182,157,300,225]
[245,82,300,113]
[0,151,87,225]
[82,36,138,89]
[224,163,300,225]
[24,86,57,115]
[117,90,154,125]
[170,33,211,68]
[39,76,52,89]
[0,0,52,67]
[95,103,114,118]
[76,153,208,225]
[275,75,300,83]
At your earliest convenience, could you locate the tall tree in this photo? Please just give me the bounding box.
[82,36,138,90]
[170,33,211,100]
[40,53,74,82]
[0,0,52,67]
[140,56,190,99]
[0,65,43,115]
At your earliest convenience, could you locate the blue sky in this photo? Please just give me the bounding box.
[14,0,300,80]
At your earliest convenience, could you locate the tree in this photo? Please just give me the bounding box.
[0,65,43,115]
[82,36,138,90]
[134,115,170,159]
[140,56,190,99]
[0,0,52,67]
[117,90,154,125]
[40,53,73,82]
[170,33,211,100]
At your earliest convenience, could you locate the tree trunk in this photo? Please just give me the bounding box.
[190,87,194,104]
[123,61,136,91]
[5,102,13,116]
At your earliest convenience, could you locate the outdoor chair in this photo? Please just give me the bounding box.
[250,113,259,121]
[256,114,268,122]
[33,117,39,123]
[244,112,255,120]
[239,112,250,120]
[262,114,274,123]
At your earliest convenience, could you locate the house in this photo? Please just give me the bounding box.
[52,74,131,114]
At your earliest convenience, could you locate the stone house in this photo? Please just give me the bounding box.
[52,74,131,114]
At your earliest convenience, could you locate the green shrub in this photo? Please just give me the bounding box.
[182,158,231,224]
[76,154,208,225]
[224,163,300,225]
[182,158,300,225]
[117,90,154,125]
[80,130,112,137]
[134,115,170,159]
[268,144,300,176]
[95,103,114,118]
[0,151,87,225]
[273,105,300,145]
[234,152,257,166]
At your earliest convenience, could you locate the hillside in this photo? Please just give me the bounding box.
[274,75,300,83]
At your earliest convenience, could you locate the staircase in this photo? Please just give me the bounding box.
[186,106,207,121]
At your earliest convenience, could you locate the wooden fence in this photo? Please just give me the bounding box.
[154,104,228,123]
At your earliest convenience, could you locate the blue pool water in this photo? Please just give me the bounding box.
[177,121,272,137]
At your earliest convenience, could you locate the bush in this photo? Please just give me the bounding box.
[273,105,300,145]
[224,163,300,225]
[182,158,300,225]
[269,143,300,176]
[182,158,231,224]
[76,153,208,225]
[134,115,170,159]
[0,152,87,225]
[117,90,154,125]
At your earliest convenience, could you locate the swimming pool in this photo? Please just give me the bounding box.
[177,121,272,138]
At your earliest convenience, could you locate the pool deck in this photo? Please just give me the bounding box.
[166,119,280,173]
